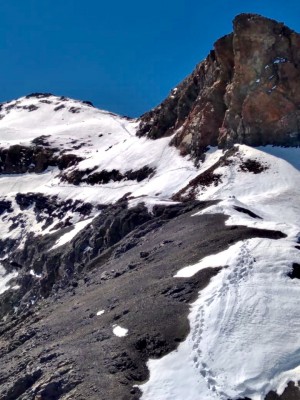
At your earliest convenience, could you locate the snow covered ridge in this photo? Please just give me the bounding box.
[0,95,199,278]
[0,93,199,201]
[0,93,200,294]
[1,93,300,399]
[141,145,300,400]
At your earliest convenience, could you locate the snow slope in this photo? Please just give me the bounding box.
[140,145,300,399]
[0,94,198,204]
[1,94,300,399]
[0,94,198,291]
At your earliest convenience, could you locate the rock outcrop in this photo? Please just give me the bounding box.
[137,14,300,156]
[0,144,84,174]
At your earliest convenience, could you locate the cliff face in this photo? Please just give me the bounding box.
[137,14,300,156]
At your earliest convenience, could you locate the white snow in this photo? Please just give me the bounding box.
[175,242,240,278]
[0,95,199,207]
[140,145,300,399]
[2,94,300,399]
[29,269,42,278]
[0,264,18,295]
[50,217,94,250]
[0,95,199,306]
[259,146,300,171]
[112,325,128,337]
[142,238,300,400]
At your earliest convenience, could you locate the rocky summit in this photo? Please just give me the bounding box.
[138,13,300,156]
[0,13,300,400]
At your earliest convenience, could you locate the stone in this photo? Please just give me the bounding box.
[137,14,300,156]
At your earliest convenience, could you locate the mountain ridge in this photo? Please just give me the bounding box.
[0,13,300,400]
[137,13,300,156]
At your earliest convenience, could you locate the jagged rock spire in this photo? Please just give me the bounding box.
[137,14,300,156]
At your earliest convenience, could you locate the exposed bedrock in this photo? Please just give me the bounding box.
[0,201,209,317]
[0,144,83,174]
[137,14,300,156]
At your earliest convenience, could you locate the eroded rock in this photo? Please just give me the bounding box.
[137,14,300,156]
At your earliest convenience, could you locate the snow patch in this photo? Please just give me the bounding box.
[30,269,42,278]
[112,325,128,337]
[50,217,94,250]
[175,242,241,278]
[0,264,18,295]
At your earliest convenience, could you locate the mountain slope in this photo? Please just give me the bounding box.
[0,13,300,400]
[0,94,199,295]
[141,145,300,400]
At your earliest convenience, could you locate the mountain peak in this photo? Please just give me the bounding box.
[137,14,300,156]
[1,14,300,400]
[232,12,286,27]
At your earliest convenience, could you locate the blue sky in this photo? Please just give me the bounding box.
[1,0,299,117]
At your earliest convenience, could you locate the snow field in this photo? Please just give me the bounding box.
[141,145,300,399]
[2,95,300,398]
[0,95,199,206]
[0,96,201,298]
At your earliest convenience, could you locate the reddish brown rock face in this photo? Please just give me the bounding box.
[137,13,300,155]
